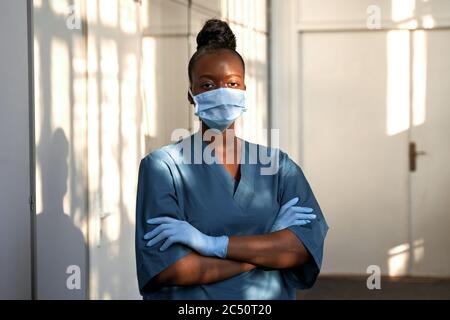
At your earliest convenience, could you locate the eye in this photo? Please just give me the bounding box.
[228,82,239,88]
[201,83,215,90]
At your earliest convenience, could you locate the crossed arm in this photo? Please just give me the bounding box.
[151,229,312,286]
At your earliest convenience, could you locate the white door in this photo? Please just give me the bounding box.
[300,28,450,277]
[301,30,411,276]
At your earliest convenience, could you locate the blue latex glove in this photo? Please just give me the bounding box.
[144,217,229,258]
[271,197,316,232]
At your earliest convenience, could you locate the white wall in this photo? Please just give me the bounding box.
[0,0,32,299]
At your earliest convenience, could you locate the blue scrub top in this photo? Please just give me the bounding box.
[135,132,329,300]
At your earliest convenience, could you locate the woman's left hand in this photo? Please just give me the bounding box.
[144,217,229,258]
[271,197,316,232]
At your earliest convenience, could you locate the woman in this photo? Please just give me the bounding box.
[135,19,328,300]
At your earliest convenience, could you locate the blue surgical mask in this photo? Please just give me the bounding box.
[189,88,247,132]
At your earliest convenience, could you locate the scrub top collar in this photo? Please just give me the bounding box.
[189,130,256,211]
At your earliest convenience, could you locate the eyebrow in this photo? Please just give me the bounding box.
[198,74,243,80]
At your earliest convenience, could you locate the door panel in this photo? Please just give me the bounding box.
[301,29,450,277]
[301,31,411,275]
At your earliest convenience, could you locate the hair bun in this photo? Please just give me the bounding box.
[196,19,237,51]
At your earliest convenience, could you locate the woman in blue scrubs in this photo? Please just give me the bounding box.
[135,19,329,300]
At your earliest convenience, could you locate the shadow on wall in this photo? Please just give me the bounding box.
[36,128,86,299]
[35,0,145,300]
[33,0,89,299]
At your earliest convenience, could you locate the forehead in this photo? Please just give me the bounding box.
[192,49,244,79]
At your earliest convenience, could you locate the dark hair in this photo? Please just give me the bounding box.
[188,19,245,83]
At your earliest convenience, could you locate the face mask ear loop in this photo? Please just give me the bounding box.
[189,88,199,115]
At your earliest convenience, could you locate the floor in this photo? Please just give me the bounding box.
[297,276,450,300]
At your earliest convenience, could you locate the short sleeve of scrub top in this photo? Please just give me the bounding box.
[135,150,193,295]
[277,151,329,289]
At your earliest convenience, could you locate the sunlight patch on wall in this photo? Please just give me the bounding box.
[90,266,99,299]
[86,0,98,25]
[34,0,42,8]
[412,30,427,127]
[50,0,70,16]
[121,53,139,223]
[421,14,435,29]
[413,238,425,263]
[100,0,118,27]
[386,30,410,136]
[120,0,138,34]
[34,37,43,215]
[391,0,416,22]
[87,35,101,209]
[51,38,71,216]
[388,242,410,276]
[72,33,88,231]
[140,0,150,30]
[388,239,425,276]
[142,37,158,138]
[51,38,71,132]
[100,38,121,242]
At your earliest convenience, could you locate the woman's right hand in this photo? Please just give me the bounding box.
[270,197,316,232]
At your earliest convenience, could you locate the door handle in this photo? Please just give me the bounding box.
[409,142,427,172]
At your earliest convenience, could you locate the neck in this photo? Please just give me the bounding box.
[201,122,237,143]
[201,122,241,164]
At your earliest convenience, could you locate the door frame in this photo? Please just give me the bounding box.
[27,0,37,300]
